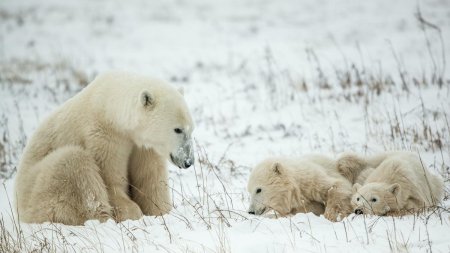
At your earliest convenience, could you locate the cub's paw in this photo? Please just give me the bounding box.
[262,210,287,219]
[324,187,353,222]
[324,206,340,222]
[324,202,351,222]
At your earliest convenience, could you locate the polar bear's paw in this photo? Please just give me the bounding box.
[261,209,288,219]
[324,187,353,222]
[113,198,143,222]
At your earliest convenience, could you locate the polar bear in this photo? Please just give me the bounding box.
[15,71,194,225]
[339,152,444,215]
[336,152,397,185]
[247,155,354,221]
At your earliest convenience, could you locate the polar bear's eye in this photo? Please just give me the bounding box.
[371,198,377,202]
[356,197,360,201]
[256,188,262,194]
[174,128,183,134]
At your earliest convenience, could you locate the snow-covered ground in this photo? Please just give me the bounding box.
[1,0,449,252]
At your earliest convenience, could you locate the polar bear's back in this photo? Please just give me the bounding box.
[366,152,443,205]
[278,154,347,183]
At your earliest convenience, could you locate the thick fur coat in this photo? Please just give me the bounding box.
[247,155,353,221]
[337,152,443,215]
[15,71,194,225]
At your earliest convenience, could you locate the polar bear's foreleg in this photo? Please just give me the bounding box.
[89,139,143,222]
[310,172,353,221]
[324,181,353,221]
[22,146,112,225]
[129,147,171,216]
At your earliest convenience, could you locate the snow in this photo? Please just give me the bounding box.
[1,0,449,252]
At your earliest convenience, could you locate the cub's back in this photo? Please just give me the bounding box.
[286,155,346,181]
[366,153,443,205]
[19,89,90,170]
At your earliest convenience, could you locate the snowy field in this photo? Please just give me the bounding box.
[1,0,449,252]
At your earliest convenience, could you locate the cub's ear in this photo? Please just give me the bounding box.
[272,162,284,175]
[387,183,400,196]
[352,183,362,193]
[178,87,184,96]
[140,91,154,107]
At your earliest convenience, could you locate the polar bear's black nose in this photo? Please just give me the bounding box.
[248,211,255,215]
[354,209,363,215]
[184,160,192,168]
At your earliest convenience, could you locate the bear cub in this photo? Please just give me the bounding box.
[337,151,443,216]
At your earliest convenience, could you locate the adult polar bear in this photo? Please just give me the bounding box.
[15,71,194,225]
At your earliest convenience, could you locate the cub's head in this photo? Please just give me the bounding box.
[247,159,296,216]
[127,78,194,169]
[351,182,400,215]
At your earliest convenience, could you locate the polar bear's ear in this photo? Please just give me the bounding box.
[352,183,361,193]
[140,91,154,107]
[272,162,284,175]
[387,183,400,196]
[178,87,184,96]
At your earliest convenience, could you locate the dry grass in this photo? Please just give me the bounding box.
[0,4,449,253]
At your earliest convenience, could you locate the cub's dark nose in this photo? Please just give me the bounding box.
[184,160,192,168]
[248,211,255,215]
[354,209,363,215]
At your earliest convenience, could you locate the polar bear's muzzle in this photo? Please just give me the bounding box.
[170,139,194,169]
[247,206,266,216]
[170,153,193,169]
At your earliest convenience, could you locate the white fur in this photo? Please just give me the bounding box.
[15,71,194,225]
[348,152,444,215]
[247,155,354,222]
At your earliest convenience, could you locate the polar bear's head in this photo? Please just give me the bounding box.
[247,159,296,216]
[131,85,194,169]
[92,72,195,168]
[351,182,400,215]
[100,72,195,169]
